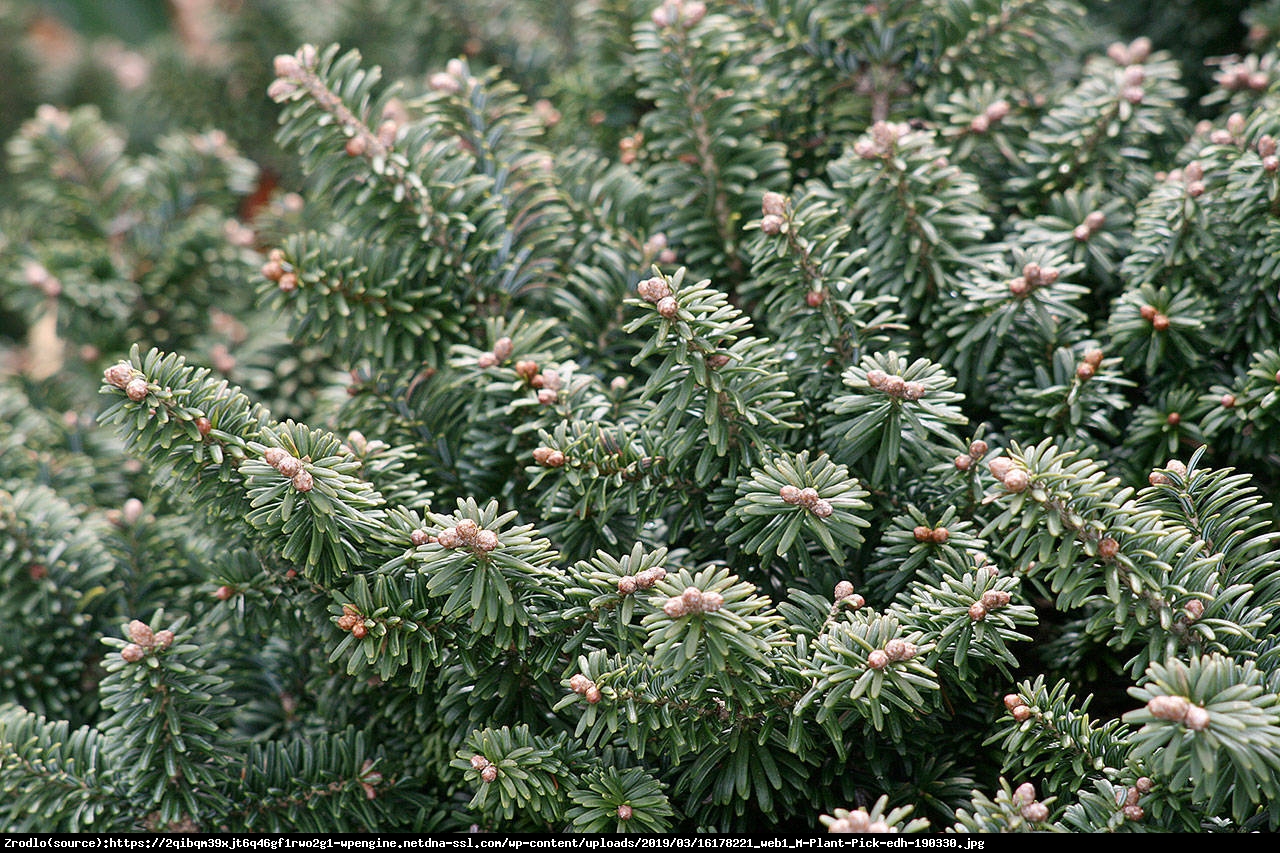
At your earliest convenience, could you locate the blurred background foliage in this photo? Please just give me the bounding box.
[0,0,1264,183]
[0,0,1269,366]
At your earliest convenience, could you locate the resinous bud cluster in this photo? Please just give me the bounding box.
[1074,210,1107,241]
[988,457,1030,493]
[636,276,678,318]
[968,589,1012,622]
[1137,301,1170,332]
[759,191,788,235]
[1012,782,1050,824]
[864,368,927,401]
[1257,134,1279,173]
[436,518,500,553]
[532,446,566,468]
[853,121,910,159]
[913,525,949,544]
[651,0,707,29]
[1182,598,1205,623]
[967,99,1010,134]
[261,248,298,293]
[1076,347,1104,381]
[1147,694,1211,730]
[1215,58,1271,93]
[617,566,667,596]
[268,44,318,101]
[263,446,313,492]
[1004,692,1033,722]
[568,673,603,704]
[779,485,834,518]
[954,439,988,471]
[1167,159,1207,198]
[1206,111,1248,146]
[470,754,499,784]
[476,337,514,369]
[104,363,151,402]
[867,638,919,671]
[119,618,175,663]
[428,59,468,95]
[1148,458,1187,486]
[662,585,724,618]
[514,359,563,404]
[1120,778,1153,822]
[833,581,865,610]
[337,604,368,639]
[826,809,891,833]
[1106,37,1152,68]
[1008,262,1060,297]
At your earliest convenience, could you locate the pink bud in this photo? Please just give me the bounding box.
[1020,802,1048,823]
[682,1,707,26]
[429,72,461,94]
[1147,694,1191,721]
[273,54,302,78]
[1184,705,1210,731]
[1002,469,1030,493]
[104,363,135,389]
[267,79,299,101]
[122,498,144,525]
[128,620,154,647]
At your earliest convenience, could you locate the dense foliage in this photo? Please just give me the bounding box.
[3,0,1280,834]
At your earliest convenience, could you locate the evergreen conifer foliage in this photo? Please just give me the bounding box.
[4,0,1280,835]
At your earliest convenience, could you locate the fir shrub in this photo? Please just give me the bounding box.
[3,0,1280,834]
